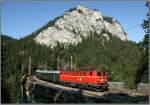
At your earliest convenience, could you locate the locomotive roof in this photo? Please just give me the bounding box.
[60,66,98,70]
[60,69,105,72]
[36,70,60,74]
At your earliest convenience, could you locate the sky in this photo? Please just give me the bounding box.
[1,0,147,42]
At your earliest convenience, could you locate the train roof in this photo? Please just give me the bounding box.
[35,70,60,74]
[60,70,105,72]
[59,66,105,72]
[60,66,97,71]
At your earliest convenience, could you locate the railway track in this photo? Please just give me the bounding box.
[27,75,147,96]
[21,75,149,103]
[24,75,108,97]
[35,76,107,96]
[33,76,80,92]
[22,75,136,97]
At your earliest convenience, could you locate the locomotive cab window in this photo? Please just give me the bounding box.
[103,72,106,76]
[97,72,101,76]
[90,72,92,76]
[84,72,86,76]
[80,72,82,76]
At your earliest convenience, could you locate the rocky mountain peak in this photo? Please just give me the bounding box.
[34,5,128,47]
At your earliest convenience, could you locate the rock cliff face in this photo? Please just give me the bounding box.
[34,6,128,47]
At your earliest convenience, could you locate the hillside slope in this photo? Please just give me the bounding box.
[34,6,127,47]
[1,5,148,103]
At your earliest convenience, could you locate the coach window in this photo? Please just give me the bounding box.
[103,72,106,76]
[74,72,75,76]
[84,72,86,76]
[90,72,92,76]
[78,72,80,76]
[80,72,82,76]
[97,72,101,76]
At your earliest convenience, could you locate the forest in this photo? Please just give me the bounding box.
[1,13,149,104]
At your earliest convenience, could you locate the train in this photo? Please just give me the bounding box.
[35,66,109,91]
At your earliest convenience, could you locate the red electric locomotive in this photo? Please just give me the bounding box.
[59,66,109,91]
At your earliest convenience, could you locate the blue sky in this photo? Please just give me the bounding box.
[1,0,147,42]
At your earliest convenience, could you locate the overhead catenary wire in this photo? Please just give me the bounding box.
[125,23,142,32]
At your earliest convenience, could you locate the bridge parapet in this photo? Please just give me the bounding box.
[21,75,149,103]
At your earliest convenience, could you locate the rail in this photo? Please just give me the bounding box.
[21,75,149,103]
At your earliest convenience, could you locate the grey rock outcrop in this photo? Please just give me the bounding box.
[34,5,128,47]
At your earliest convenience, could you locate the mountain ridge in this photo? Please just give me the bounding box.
[34,5,128,47]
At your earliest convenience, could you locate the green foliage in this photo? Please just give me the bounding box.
[22,15,63,40]
[2,4,148,103]
[1,18,148,103]
[135,16,149,84]
[93,9,99,11]
[1,35,21,103]
[77,9,83,13]
[141,19,148,33]
[1,35,54,103]
[103,16,114,24]
[58,32,142,89]
[65,7,77,12]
